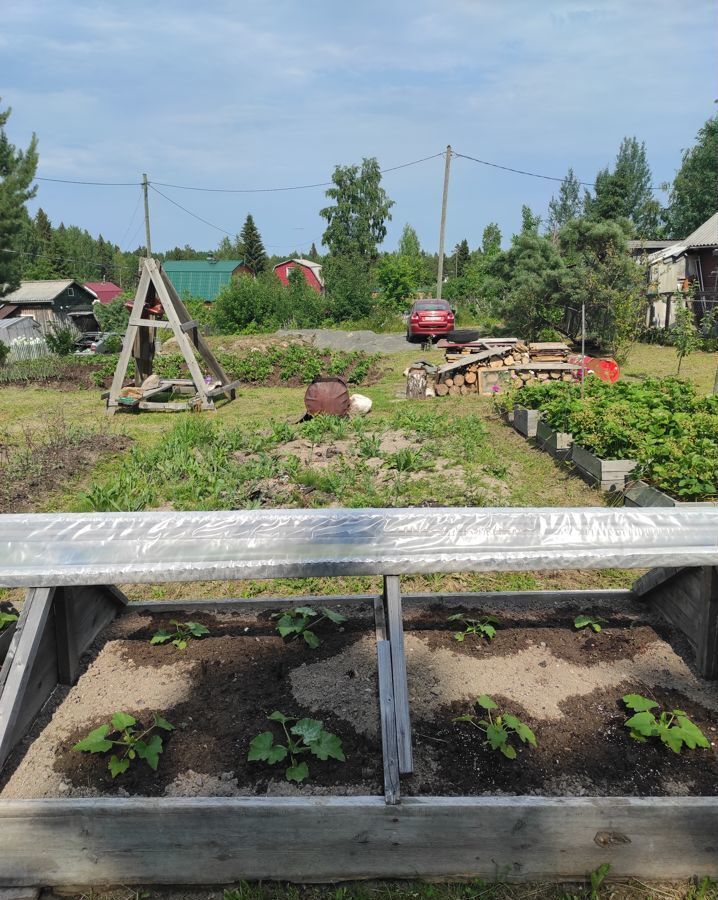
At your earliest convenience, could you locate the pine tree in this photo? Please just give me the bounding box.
[521,205,541,234]
[0,99,38,296]
[455,239,470,276]
[547,168,582,234]
[308,242,319,261]
[240,214,267,275]
[585,137,660,236]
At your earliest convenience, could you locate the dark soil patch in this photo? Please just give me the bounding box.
[0,427,132,513]
[0,359,105,390]
[418,685,718,797]
[52,610,380,796]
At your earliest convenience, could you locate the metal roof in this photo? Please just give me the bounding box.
[162,259,246,302]
[0,280,90,304]
[85,282,122,304]
[648,213,718,263]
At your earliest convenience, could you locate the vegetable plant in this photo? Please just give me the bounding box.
[448,613,499,643]
[151,619,210,649]
[455,694,536,760]
[73,711,174,778]
[622,694,710,754]
[574,614,605,633]
[248,711,345,782]
[272,605,346,649]
[0,611,18,632]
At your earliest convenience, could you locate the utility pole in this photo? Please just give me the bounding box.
[142,173,152,258]
[436,145,452,299]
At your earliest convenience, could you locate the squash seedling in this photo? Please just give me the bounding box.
[448,613,499,643]
[151,619,210,650]
[272,606,346,649]
[622,694,710,754]
[455,694,536,760]
[248,711,345,782]
[0,611,18,632]
[574,614,605,633]
[73,711,174,778]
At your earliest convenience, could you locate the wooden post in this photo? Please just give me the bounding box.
[374,598,400,805]
[383,575,413,774]
[436,145,452,300]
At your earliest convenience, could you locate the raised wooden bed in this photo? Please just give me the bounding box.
[513,406,540,438]
[571,444,637,493]
[535,421,572,460]
[0,625,15,666]
[625,480,718,509]
[1,508,718,886]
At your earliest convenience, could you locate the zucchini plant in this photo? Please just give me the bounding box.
[0,610,18,632]
[448,613,499,643]
[248,711,345,782]
[622,694,710,754]
[151,619,210,650]
[73,711,174,778]
[272,605,346,649]
[455,694,536,760]
[573,614,605,633]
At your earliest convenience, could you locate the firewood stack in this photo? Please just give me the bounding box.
[430,340,580,397]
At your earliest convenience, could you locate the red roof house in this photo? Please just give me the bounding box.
[273,259,324,293]
[85,281,122,304]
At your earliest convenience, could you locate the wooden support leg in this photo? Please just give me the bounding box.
[383,575,413,774]
[53,589,80,685]
[374,598,400,805]
[0,588,55,772]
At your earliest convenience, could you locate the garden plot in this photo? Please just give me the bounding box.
[3,598,716,801]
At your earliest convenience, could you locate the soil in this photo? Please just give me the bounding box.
[2,603,717,799]
[1,359,106,390]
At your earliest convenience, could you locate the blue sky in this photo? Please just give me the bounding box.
[1,0,716,257]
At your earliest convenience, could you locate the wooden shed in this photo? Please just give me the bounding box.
[0,280,97,334]
[273,258,324,293]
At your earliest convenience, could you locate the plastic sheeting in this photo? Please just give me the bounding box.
[1,507,718,587]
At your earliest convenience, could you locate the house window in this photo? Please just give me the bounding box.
[286,267,292,278]
[67,287,74,296]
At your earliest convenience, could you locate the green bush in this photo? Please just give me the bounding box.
[45,323,77,356]
[0,340,8,367]
[94,297,129,333]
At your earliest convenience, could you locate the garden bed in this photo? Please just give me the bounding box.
[3,599,717,802]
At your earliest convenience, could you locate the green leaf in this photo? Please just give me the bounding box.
[286,761,309,783]
[248,731,287,764]
[136,734,164,770]
[447,613,464,622]
[321,608,346,624]
[153,714,174,732]
[108,755,130,778]
[111,712,136,731]
[277,622,300,637]
[591,622,602,633]
[500,743,517,760]
[659,727,685,754]
[476,694,498,710]
[625,711,657,736]
[573,615,592,630]
[150,630,172,644]
[293,606,317,617]
[291,718,324,744]
[623,694,659,712]
[486,723,507,750]
[74,724,112,754]
[675,716,710,750]
[516,723,537,746]
[268,710,289,723]
[302,630,320,649]
[482,625,496,640]
[308,731,345,762]
[186,622,210,638]
[173,638,188,650]
[453,632,465,642]
[453,714,476,724]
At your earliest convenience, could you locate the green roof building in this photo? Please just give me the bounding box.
[162,259,251,302]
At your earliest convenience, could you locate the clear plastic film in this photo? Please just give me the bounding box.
[1,507,718,587]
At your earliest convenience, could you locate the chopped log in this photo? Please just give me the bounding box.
[489,359,504,369]
[537,372,550,381]
[448,385,461,396]
[460,385,470,395]
[464,371,477,384]
[561,374,573,382]
[444,378,454,387]
[549,371,560,379]
[406,367,428,399]
[435,382,449,396]
[454,373,465,387]
[503,355,515,366]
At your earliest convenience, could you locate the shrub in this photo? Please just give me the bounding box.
[0,340,8,367]
[45,322,77,356]
[94,297,129,333]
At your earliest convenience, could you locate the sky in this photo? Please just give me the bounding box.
[1,0,716,258]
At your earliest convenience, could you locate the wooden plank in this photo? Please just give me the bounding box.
[436,347,507,376]
[0,796,716,884]
[383,576,412,774]
[138,401,193,412]
[0,588,56,772]
[58,586,127,680]
[696,566,718,679]
[52,590,79,685]
[376,640,400,805]
[107,266,151,409]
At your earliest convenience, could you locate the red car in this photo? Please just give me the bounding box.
[406,299,455,341]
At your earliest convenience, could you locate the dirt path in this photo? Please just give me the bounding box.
[276,328,409,353]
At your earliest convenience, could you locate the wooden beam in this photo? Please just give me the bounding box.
[0,796,716,885]
[383,576,412,774]
[0,588,55,772]
[107,266,151,411]
[376,640,400,805]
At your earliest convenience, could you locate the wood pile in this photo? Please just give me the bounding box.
[430,340,580,397]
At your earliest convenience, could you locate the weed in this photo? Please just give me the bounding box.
[150,619,210,649]
[622,694,710,753]
[587,862,611,899]
[574,614,605,633]
[78,475,155,512]
[73,711,174,778]
[248,711,345,782]
[272,605,346,648]
[357,432,382,458]
[299,414,349,443]
[0,610,18,631]
[448,613,499,643]
[455,694,536,760]
[386,447,430,473]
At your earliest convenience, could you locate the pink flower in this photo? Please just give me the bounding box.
[491,384,500,393]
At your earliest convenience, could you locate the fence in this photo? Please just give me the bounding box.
[6,336,49,363]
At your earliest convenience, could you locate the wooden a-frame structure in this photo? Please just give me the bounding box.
[107,257,238,414]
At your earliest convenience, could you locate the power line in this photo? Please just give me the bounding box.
[149,152,445,193]
[0,246,139,276]
[149,185,234,236]
[454,151,598,187]
[35,176,140,186]
[118,187,144,250]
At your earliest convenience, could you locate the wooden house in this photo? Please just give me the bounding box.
[163,259,251,303]
[0,280,97,334]
[273,258,324,293]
